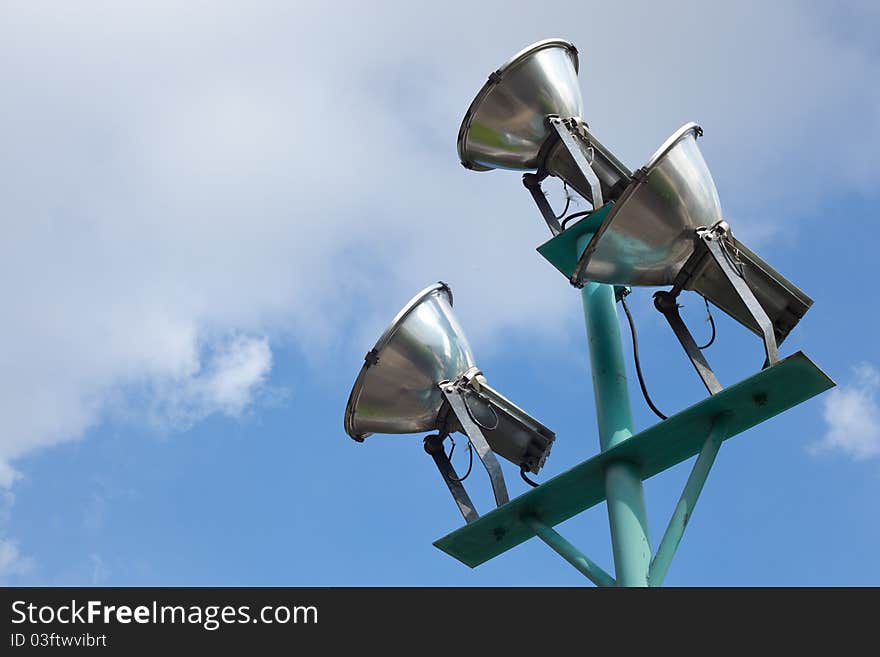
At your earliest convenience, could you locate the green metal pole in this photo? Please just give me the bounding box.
[523,516,617,587]
[577,234,651,587]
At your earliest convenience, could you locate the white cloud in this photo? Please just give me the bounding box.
[145,335,273,430]
[197,336,272,415]
[812,363,880,460]
[0,1,877,485]
[0,464,20,491]
[0,472,34,582]
[0,539,35,579]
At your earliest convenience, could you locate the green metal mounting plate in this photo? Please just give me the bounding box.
[536,203,626,300]
[433,351,834,568]
[536,203,612,279]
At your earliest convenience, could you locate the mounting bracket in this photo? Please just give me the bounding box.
[423,434,479,524]
[653,221,781,394]
[440,381,510,508]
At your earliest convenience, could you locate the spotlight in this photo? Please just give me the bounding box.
[458,38,630,232]
[345,283,554,522]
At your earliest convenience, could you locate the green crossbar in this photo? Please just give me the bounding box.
[433,351,834,568]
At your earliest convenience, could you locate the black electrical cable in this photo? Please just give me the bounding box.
[620,294,668,421]
[560,210,594,231]
[555,182,572,220]
[463,390,499,431]
[445,436,474,483]
[519,464,540,488]
[696,295,716,350]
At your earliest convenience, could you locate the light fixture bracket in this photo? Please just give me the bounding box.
[549,115,605,210]
[440,380,510,509]
[423,371,555,523]
[653,221,784,395]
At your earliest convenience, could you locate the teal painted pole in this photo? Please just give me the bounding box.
[649,414,731,586]
[523,516,617,587]
[577,234,651,587]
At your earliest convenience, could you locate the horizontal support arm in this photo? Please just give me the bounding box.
[523,516,616,587]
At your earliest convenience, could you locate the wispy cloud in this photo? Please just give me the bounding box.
[0,489,34,582]
[144,334,273,431]
[0,539,35,579]
[0,464,19,491]
[812,363,880,460]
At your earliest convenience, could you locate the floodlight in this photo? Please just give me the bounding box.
[345,283,554,523]
[457,40,812,393]
[458,38,631,233]
[573,124,812,390]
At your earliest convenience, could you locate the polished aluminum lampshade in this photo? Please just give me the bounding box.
[572,123,811,346]
[345,283,474,441]
[458,39,582,171]
[574,123,718,288]
[345,283,555,522]
[457,39,629,212]
[344,282,554,465]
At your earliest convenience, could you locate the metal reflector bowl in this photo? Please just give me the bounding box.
[457,39,582,171]
[344,283,475,441]
[574,123,720,287]
[573,123,811,344]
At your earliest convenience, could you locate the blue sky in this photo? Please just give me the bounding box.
[1,0,878,586]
